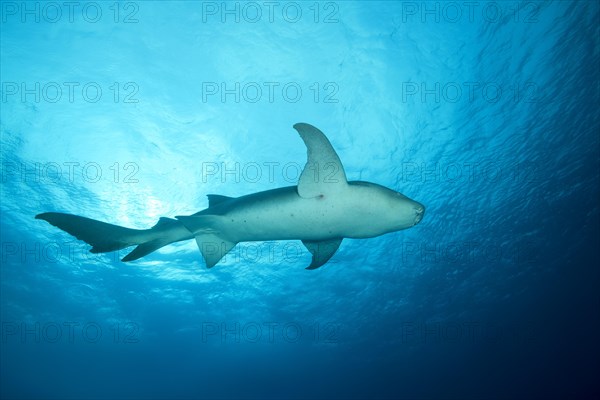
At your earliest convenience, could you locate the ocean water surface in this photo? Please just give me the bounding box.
[1,1,599,399]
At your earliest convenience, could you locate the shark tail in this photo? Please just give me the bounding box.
[36,212,238,267]
[35,212,166,261]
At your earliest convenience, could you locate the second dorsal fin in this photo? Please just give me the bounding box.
[152,217,176,229]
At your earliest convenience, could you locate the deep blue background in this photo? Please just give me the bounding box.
[1,1,599,399]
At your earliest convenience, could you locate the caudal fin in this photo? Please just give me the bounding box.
[35,212,151,257]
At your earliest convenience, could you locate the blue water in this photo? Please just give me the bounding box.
[1,1,599,399]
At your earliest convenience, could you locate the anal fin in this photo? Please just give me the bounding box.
[302,238,342,270]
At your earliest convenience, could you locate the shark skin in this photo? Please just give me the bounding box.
[36,123,425,269]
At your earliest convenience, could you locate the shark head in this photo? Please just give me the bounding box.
[372,185,425,231]
[343,181,425,238]
[393,191,425,229]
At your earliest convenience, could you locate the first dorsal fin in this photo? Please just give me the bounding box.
[207,194,234,208]
[293,123,348,199]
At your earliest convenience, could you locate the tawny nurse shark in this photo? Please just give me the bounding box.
[36,123,425,269]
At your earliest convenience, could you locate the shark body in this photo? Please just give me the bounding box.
[36,123,425,269]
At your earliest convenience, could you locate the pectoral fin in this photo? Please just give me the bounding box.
[302,238,342,270]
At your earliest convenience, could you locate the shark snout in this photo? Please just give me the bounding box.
[413,204,425,225]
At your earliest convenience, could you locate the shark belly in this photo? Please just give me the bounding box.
[215,187,346,242]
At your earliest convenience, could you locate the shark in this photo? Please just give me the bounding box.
[36,123,425,269]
